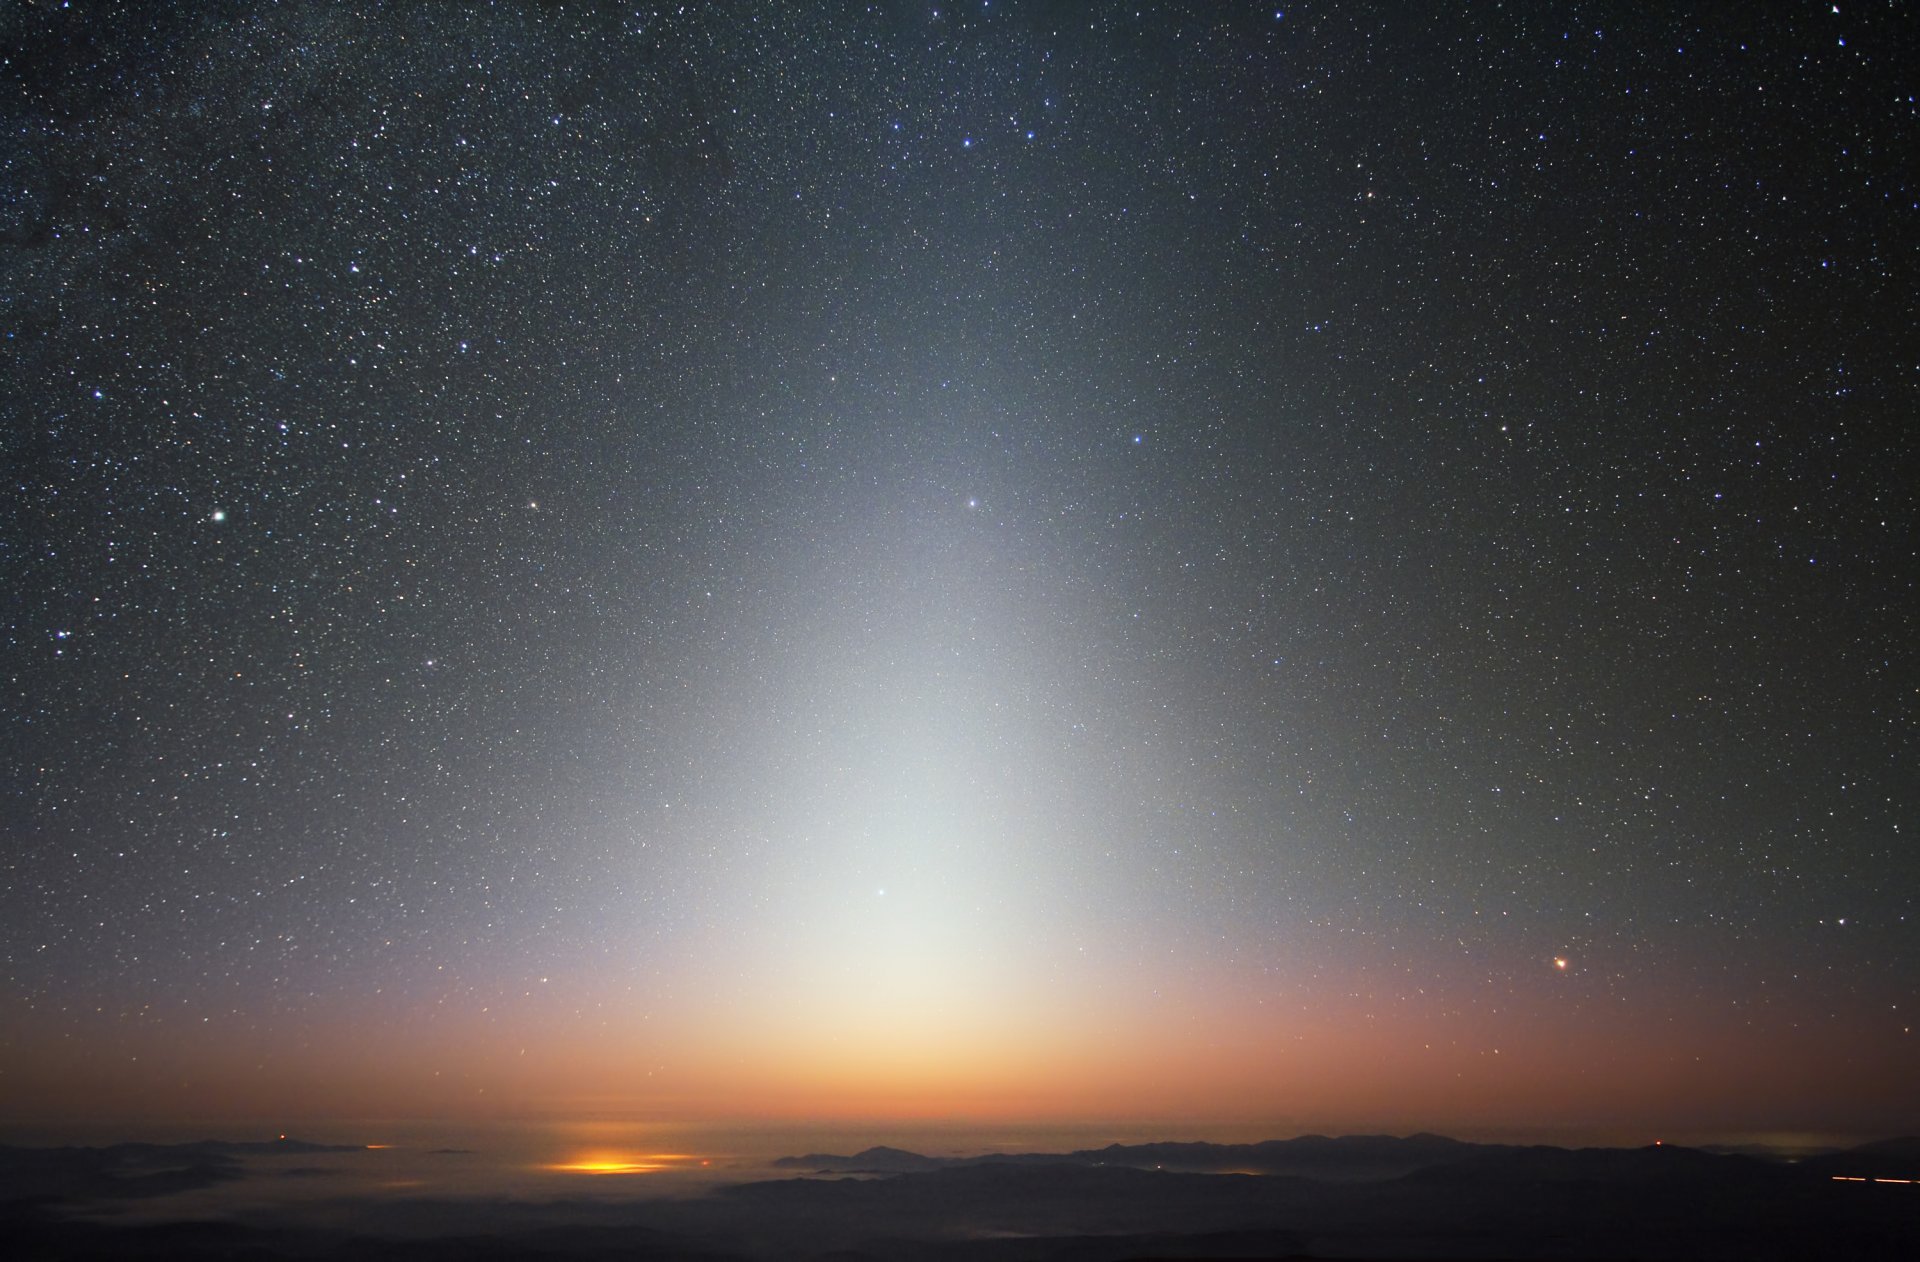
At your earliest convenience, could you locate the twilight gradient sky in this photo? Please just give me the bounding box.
[3,2,1915,1139]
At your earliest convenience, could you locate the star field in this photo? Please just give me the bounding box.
[2,2,1915,1132]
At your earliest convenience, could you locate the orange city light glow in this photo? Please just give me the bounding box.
[546,1151,699,1175]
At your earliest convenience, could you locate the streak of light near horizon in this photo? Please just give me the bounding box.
[549,1153,707,1175]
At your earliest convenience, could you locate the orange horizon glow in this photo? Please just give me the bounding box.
[4,965,1916,1141]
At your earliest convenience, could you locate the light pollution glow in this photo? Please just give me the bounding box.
[548,1152,705,1175]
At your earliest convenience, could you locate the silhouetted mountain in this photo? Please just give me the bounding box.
[0,1143,242,1203]
[1848,1136,1920,1159]
[1063,1132,1491,1177]
[773,1132,1501,1180]
[1408,1141,1793,1187]
[116,1137,361,1157]
[0,1137,359,1205]
[1800,1136,1920,1181]
[776,1145,949,1174]
[1701,1141,1847,1160]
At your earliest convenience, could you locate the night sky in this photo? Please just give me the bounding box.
[4,2,1915,1138]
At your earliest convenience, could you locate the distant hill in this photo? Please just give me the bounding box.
[1405,1142,1796,1188]
[0,1136,362,1203]
[1801,1136,1920,1181]
[110,1137,362,1157]
[773,1132,1920,1187]
[772,1144,949,1174]
[1846,1136,1920,1160]
[773,1132,1505,1180]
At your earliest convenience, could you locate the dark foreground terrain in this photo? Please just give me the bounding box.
[5,1133,1918,1261]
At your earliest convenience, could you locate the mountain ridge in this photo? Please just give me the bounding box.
[772,1132,1920,1182]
